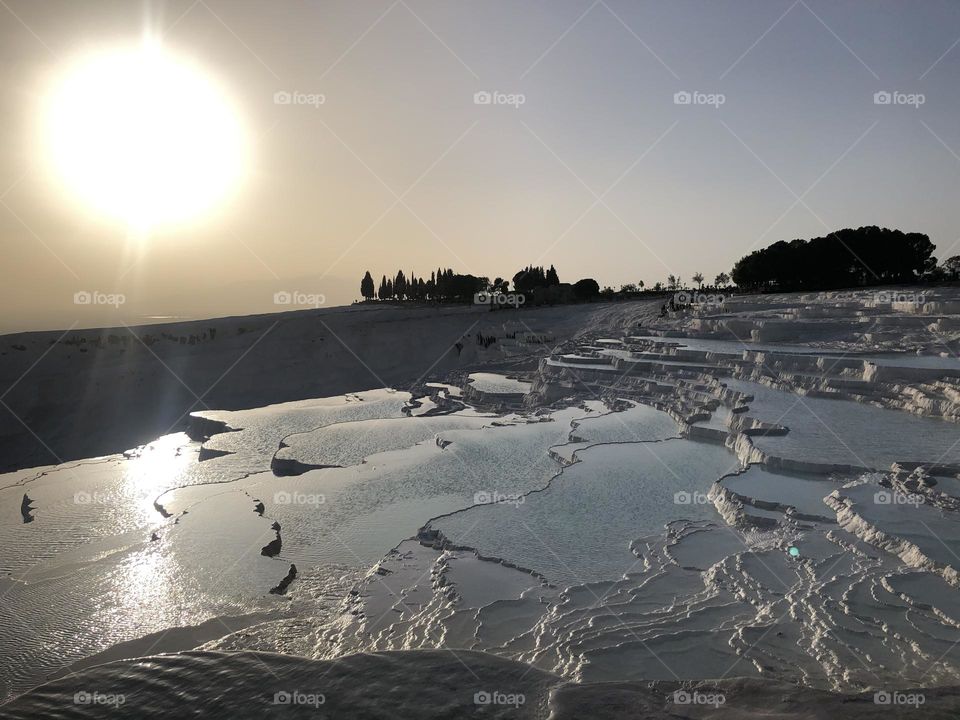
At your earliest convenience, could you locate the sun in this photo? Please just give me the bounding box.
[43,42,247,231]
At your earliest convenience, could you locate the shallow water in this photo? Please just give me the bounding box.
[721,465,838,516]
[722,378,960,469]
[3,367,960,707]
[433,439,738,587]
[570,402,679,444]
[630,335,960,369]
[466,372,531,394]
[276,413,493,469]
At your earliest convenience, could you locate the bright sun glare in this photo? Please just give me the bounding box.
[44,42,246,231]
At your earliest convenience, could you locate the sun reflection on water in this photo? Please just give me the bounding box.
[117,545,178,624]
[122,433,193,522]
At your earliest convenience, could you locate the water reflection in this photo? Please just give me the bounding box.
[122,433,192,521]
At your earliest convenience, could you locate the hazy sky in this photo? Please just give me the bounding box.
[2,0,960,332]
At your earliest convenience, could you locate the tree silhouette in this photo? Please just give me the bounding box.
[714,272,730,287]
[512,265,547,293]
[944,256,960,280]
[573,278,600,300]
[360,271,375,299]
[732,227,936,290]
[692,272,704,288]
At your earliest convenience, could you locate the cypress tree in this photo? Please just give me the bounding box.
[361,271,375,299]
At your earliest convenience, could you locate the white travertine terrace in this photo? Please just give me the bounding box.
[3,289,960,711]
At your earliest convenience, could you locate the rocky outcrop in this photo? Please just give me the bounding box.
[268,564,297,595]
[20,493,34,523]
[261,522,283,557]
[197,446,233,462]
[270,455,337,477]
[186,414,238,442]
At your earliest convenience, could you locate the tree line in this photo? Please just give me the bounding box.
[611,271,731,295]
[359,263,730,304]
[360,268,490,302]
[360,264,607,304]
[730,226,941,291]
[358,229,959,306]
